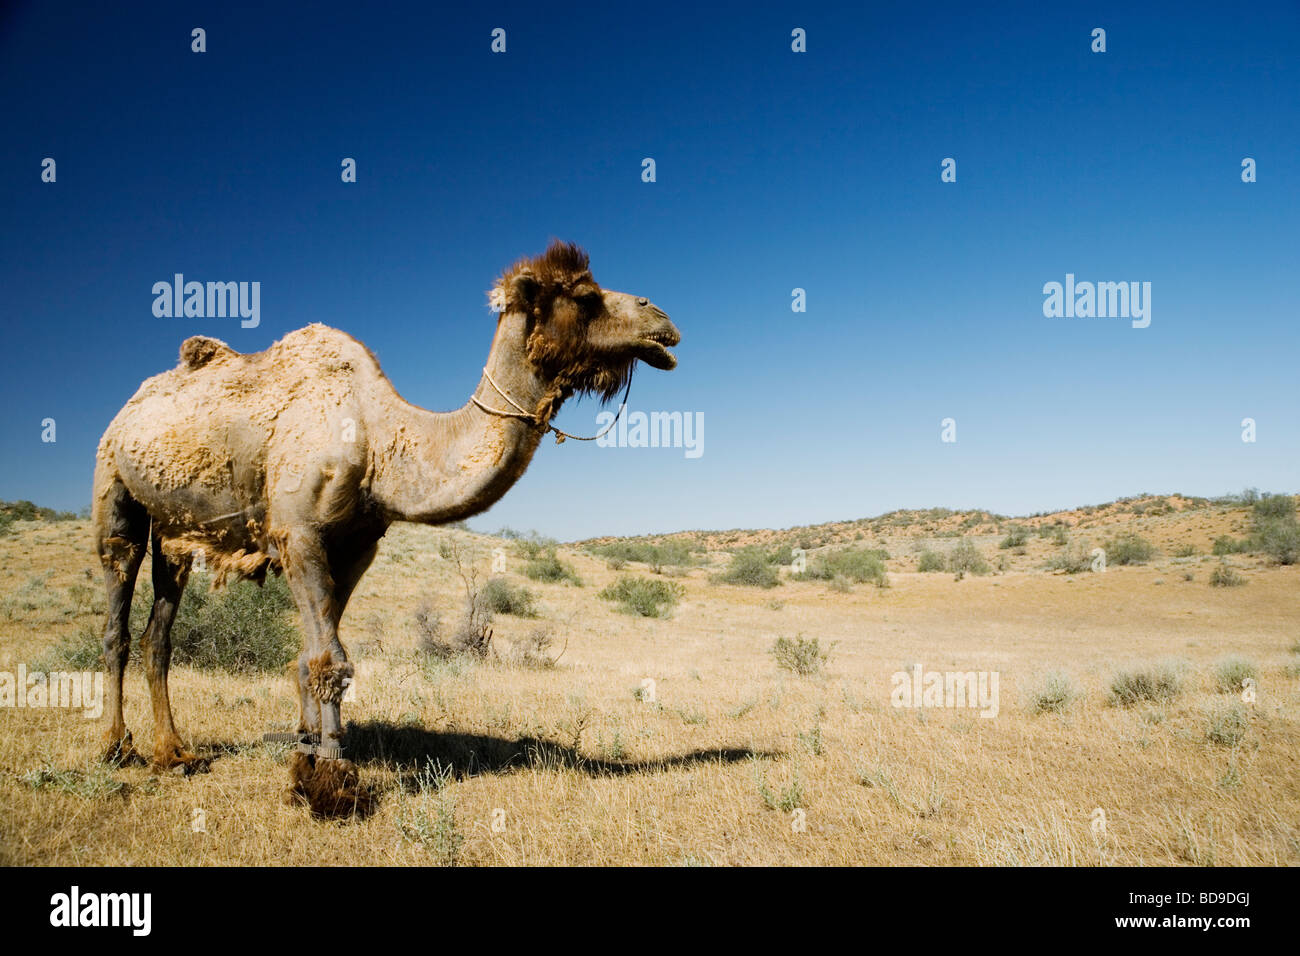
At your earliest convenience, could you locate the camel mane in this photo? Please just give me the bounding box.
[491,240,634,417]
[489,239,597,314]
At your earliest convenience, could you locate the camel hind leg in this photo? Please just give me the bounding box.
[141,534,207,773]
[94,476,148,765]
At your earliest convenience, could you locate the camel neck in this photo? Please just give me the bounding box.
[368,311,556,524]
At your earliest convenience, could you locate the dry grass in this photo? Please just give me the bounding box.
[1,504,1298,866]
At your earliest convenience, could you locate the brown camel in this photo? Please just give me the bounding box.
[92,241,679,814]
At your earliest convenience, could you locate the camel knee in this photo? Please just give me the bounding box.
[293,655,322,731]
[306,651,353,705]
[102,626,130,671]
[98,535,144,582]
[101,606,134,673]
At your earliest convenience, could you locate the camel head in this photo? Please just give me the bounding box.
[490,240,680,403]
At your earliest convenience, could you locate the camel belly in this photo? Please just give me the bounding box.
[117,462,274,581]
[104,407,276,579]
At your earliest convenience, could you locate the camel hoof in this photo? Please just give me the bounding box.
[103,733,144,767]
[152,749,210,776]
[165,759,210,777]
[286,752,369,819]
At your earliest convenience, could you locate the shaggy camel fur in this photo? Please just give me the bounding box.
[92,241,679,814]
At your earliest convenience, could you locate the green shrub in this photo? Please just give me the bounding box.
[4,500,41,521]
[1025,671,1078,714]
[1209,562,1246,587]
[1212,535,1251,556]
[756,768,803,812]
[1171,543,1198,557]
[796,548,888,586]
[1103,534,1156,566]
[770,635,832,676]
[1252,494,1295,522]
[1038,524,1068,546]
[415,599,494,660]
[999,525,1029,549]
[766,544,795,566]
[1045,546,1095,573]
[1108,660,1187,706]
[1045,546,1097,574]
[1213,656,1257,693]
[716,549,781,588]
[589,540,697,573]
[505,627,557,669]
[44,573,307,675]
[947,540,989,576]
[23,763,127,800]
[0,499,79,523]
[511,532,558,561]
[1206,702,1249,747]
[825,548,888,585]
[917,550,946,572]
[34,625,105,672]
[598,576,684,617]
[522,550,582,585]
[41,574,301,675]
[1253,517,1299,565]
[395,761,463,865]
[480,577,538,617]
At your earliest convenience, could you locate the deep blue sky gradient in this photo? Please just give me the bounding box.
[2,1,1296,538]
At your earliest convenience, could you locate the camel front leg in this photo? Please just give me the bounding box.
[294,539,378,739]
[281,535,351,755]
[278,530,362,816]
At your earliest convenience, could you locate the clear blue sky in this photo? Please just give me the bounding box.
[2,1,1296,539]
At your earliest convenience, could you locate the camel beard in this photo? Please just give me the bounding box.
[526,332,636,419]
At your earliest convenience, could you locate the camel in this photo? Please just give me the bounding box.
[91,241,679,814]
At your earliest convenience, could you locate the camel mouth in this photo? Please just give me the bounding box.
[635,325,680,370]
[635,339,677,370]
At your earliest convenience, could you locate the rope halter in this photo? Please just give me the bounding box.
[470,366,631,444]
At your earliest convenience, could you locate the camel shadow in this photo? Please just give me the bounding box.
[343,719,781,787]
[185,723,780,820]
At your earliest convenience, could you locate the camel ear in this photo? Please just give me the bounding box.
[507,271,540,312]
[491,269,543,314]
[489,270,541,314]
